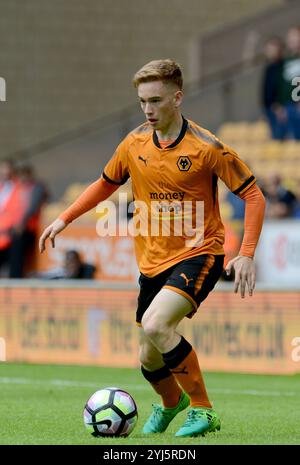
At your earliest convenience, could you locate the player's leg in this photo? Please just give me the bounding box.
[142,254,224,437]
[137,269,189,433]
[139,327,183,408]
[139,328,189,433]
[142,288,220,437]
[137,268,184,408]
[141,288,212,409]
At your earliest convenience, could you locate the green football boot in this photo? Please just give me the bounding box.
[175,406,221,437]
[142,391,190,434]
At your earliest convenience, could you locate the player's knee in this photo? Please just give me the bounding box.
[142,317,169,345]
[139,354,156,371]
[139,347,149,368]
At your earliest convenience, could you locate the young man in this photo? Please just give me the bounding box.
[39,59,265,437]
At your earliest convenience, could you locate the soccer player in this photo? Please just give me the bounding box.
[39,59,265,437]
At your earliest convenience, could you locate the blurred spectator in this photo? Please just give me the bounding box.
[0,159,20,276]
[63,250,95,279]
[8,165,48,278]
[262,173,296,218]
[226,190,245,220]
[261,37,288,140]
[33,249,96,279]
[279,26,300,140]
[292,180,300,218]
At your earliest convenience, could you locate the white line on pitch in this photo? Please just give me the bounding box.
[0,377,297,397]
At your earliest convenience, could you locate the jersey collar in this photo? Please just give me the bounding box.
[152,116,188,149]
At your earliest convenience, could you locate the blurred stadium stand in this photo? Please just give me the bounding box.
[1,0,300,282]
[218,121,300,189]
[1,0,297,199]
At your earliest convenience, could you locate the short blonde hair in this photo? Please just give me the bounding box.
[133,59,183,89]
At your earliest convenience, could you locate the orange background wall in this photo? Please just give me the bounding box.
[0,286,299,374]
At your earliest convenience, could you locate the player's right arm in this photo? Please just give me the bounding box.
[39,177,119,252]
[39,217,67,253]
[39,137,130,253]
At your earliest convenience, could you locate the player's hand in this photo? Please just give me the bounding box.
[225,255,255,298]
[39,218,67,253]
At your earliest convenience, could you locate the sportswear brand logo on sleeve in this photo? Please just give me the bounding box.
[138,155,148,166]
[177,156,192,172]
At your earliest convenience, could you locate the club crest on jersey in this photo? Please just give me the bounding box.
[177,156,192,172]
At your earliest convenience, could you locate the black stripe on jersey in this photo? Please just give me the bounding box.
[232,175,255,195]
[102,171,130,185]
[212,173,218,205]
[153,116,188,149]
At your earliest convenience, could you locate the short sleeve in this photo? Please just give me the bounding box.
[102,137,130,185]
[205,142,256,195]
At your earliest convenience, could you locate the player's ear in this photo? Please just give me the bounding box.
[174,90,183,107]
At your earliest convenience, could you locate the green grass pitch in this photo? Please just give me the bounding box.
[0,362,299,445]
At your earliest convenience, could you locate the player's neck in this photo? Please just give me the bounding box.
[156,112,183,142]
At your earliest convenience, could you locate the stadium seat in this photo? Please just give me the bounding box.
[62,183,90,204]
[262,141,283,160]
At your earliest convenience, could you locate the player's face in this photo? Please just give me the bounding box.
[138,81,182,132]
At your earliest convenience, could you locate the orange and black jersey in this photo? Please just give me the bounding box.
[103,117,256,277]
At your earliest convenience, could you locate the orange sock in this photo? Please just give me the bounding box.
[163,337,212,408]
[150,374,183,408]
[171,349,212,408]
[141,365,183,408]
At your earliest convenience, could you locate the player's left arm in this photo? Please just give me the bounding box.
[225,183,265,298]
[205,141,266,298]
